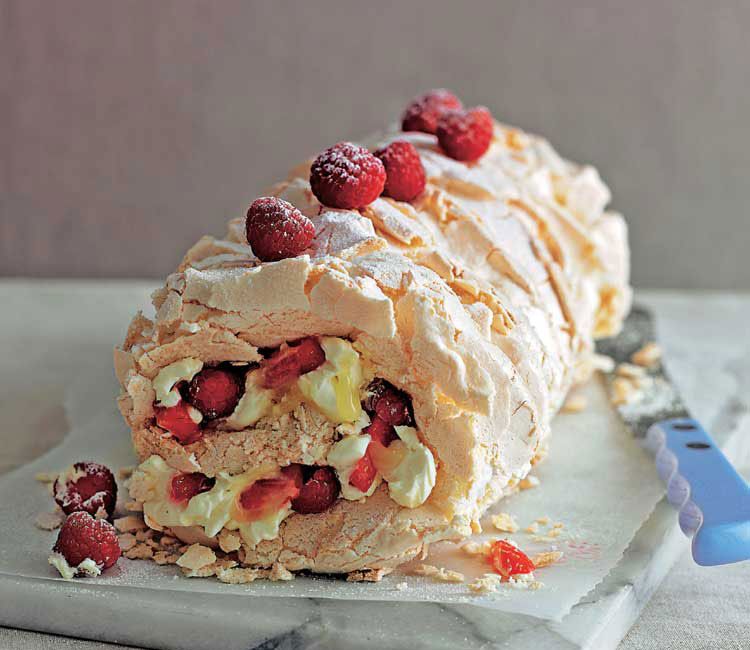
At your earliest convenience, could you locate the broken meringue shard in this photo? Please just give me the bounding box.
[115,113,631,574]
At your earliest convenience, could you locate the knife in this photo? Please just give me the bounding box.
[595,306,750,566]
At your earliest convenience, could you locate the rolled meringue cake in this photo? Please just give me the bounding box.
[116,92,631,574]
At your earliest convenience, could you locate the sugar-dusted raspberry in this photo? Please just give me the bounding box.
[365,415,397,447]
[348,451,377,493]
[401,89,463,135]
[309,142,386,209]
[52,511,121,573]
[291,466,340,514]
[262,337,326,389]
[374,140,426,202]
[169,472,215,504]
[246,197,315,262]
[489,540,535,580]
[436,106,494,162]
[363,378,414,426]
[236,466,302,522]
[186,367,243,420]
[53,462,117,518]
[155,402,203,445]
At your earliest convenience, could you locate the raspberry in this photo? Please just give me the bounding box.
[309,142,386,209]
[291,466,340,514]
[245,197,315,262]
[374,141,426,202]
[401,89,463,135]
[52,511,121,573]
[53,462,117,518]
[436,106,494,162]
[262,337,326,389]
[155,402,203,444]
[169,472,215,504]
[236,466,301,521]
[363,378,414,426]
[365,416,397,447]
[488,540,535,580]
[186,367,243,420]
[348,450,377,493]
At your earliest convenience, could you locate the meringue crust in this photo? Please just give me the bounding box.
[117,121,631,573]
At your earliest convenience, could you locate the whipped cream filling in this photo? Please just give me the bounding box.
[153,358,203,407]
[132,455,291,547]
[382,426,436,508]
[298,337,363,423]
[326,433,380,500]
[225,368,273,428]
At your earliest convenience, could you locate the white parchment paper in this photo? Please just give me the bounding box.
[0,340,665,622]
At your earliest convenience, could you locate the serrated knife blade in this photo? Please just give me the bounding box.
[595,306,750,566]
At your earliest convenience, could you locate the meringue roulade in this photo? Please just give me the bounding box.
[116,93,630,574]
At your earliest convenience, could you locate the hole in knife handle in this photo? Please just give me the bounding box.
[672,423,697,431]
[686,442,710,449]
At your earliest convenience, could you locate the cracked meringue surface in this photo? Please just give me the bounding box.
[116,119,631,573]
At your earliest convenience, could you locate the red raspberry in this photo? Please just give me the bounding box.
[186,367,243,420]
[236,466,301,521]
[489,540,536,580]
[436,106,494,162]
[374,141,426,202]
[262,337,326,389]
[291,466,340,514]
[309,142,386,209]
[53,462,117,518]
[363,378,414,426]
[246,197,315,262]
[365,416,397,447]
[52,511,121,573]
[169,472,215,504]
[155,402,203,445]
[401,89,463,134]
[348,450,377,493]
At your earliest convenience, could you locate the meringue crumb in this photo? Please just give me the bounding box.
[216,567,260,584]
[413,564,464,583]
[153,550,179,565]
[269,563,294,581]
[176,543,216,571]
[35,510,64,531]
[535,516,550,525]
[610,376,641,406]
[616,362,646,379]
[117,533,137,551]
[347,567,392,582]
[461,541,487,556]
[561,393,587,413]
[114,515,146,533]
[118,466,134,479]
[519,475,540,490]
[124,500,143,512]
[468,573,503,593]
[218,529,242,553]
[631,342,662,367]
[48,553,76,580]
[125,543,154,560]
[552,522,564,529]
[491,512,519,533]
[591,353,616,373]
[35,471,57,483]
[532,551,563,568]
[524,522,540,534]
[547,528,562,538]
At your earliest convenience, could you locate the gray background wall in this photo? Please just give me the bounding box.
[2,0,748,288]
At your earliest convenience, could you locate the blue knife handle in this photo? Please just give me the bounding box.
[645,418,750,565]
